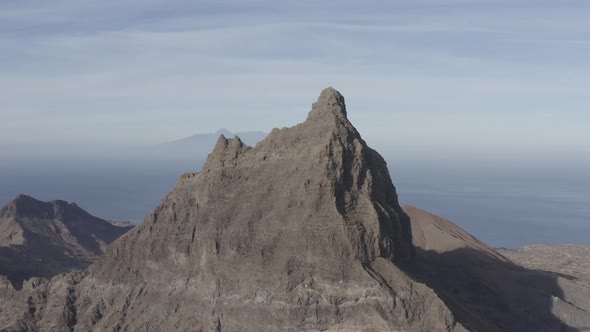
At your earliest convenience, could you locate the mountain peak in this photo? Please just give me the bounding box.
[6,194,45,216]
[6,195,75,217]
[12,194,38,204]
[110,87,414,268]
[307,87,347,121]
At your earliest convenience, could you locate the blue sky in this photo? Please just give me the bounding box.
[1,0,590,164]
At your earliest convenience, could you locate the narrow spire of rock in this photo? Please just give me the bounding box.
[307,87,347,121]
[214,134,228,150]
[203,134,249,170]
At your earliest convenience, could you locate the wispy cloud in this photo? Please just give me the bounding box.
[0,0,589,162]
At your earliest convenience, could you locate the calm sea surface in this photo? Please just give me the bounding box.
[1,158,588,248]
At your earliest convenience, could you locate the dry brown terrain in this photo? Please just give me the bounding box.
[498,245,590,287]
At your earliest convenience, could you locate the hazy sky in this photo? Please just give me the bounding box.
[2,0,590,163]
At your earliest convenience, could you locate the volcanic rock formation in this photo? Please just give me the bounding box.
[0,88,467,331]
[0,195,133,289]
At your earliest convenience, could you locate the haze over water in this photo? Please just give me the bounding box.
[1,150,588,249]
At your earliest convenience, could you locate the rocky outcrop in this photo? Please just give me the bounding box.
[0,195,133,289]
[0,88,465,331]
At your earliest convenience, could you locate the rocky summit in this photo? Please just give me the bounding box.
[0,88,467,331]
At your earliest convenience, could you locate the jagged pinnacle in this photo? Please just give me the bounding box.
[308,87,347,120]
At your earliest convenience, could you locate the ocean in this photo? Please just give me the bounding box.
[1,157,588,248]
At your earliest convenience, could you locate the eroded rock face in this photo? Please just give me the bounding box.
[0,88,464,332]
[0,195,133,289]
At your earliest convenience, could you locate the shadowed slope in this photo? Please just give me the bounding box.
[404,205,590,332]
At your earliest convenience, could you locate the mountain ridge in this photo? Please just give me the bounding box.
[0,194,133,289]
